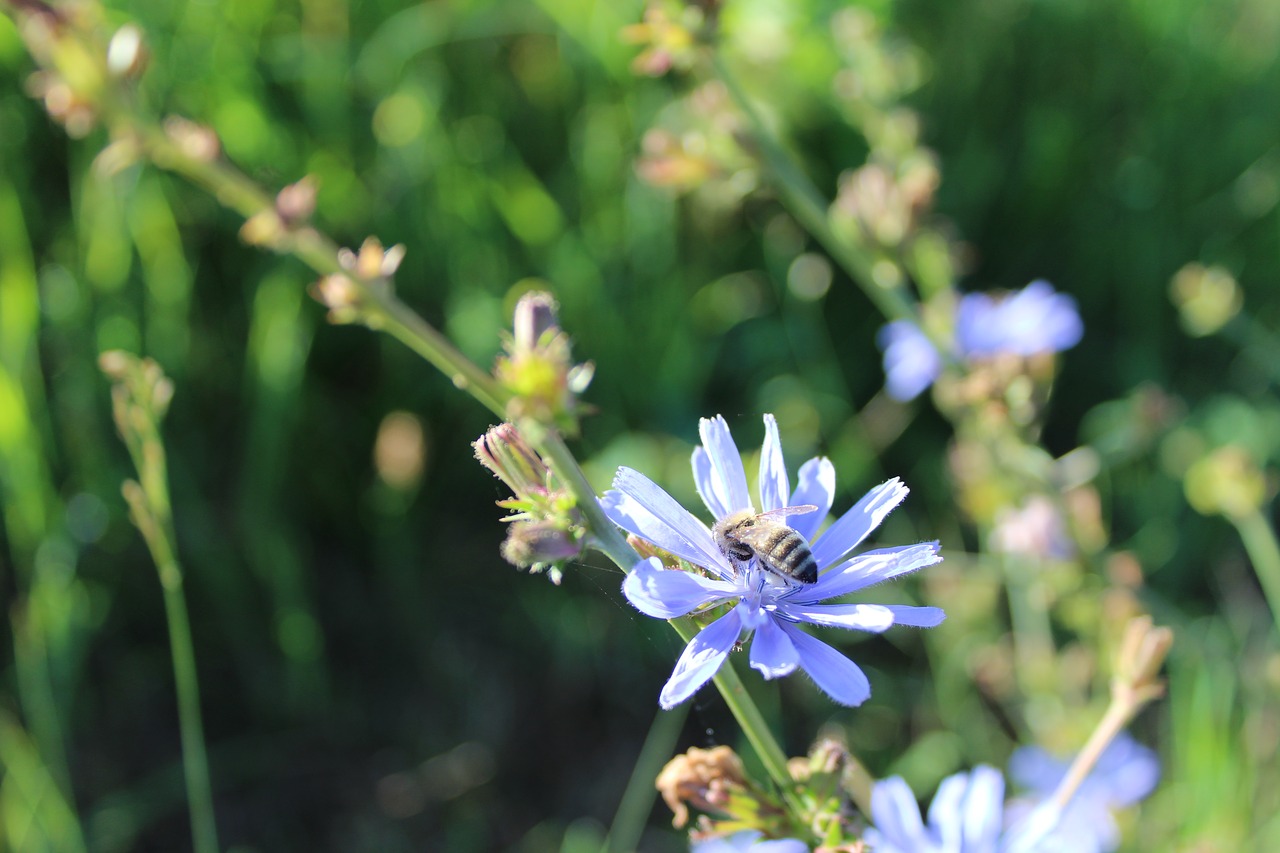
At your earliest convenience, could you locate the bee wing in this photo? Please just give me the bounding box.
[755,505,819,519]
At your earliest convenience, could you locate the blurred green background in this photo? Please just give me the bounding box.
[2,0,1279,850]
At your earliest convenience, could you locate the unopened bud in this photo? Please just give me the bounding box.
[309,273,363,323]
[107,24,149,79]
[340,236,405,281]
[163,116,220,162]
[240,210,285,247]
[494,291,592,431]
[473,423,550,498]
[499,519,581,571]
[512,291,559,353]
[98,349,130,380]
[275,176,318,226]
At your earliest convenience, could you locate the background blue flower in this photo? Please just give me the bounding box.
[1007,733,1159,853]
[866,766,1061,853]
[878,280,1084,401]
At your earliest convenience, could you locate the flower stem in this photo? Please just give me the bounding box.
[606,703,689,853]
[1230,508,1280,636]
[1048,691,1130,811]
[364,292,511,419]
[156,547,221,853]
[115,437,219,853]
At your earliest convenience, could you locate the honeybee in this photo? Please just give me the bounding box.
[712,505,820,584]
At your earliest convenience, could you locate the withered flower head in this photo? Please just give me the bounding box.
[655,746,747,829]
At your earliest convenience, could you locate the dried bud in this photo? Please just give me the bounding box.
[1113,615,1173,707]
[655,746,747,828]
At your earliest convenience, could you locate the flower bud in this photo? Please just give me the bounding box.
[499,519,581,579]
[474,423,584,582]
[309,273,363,324]
[163,116,221,162]
[239,210,285,247]
[473,423,551,498]
[276,176,318,226]
[620,4,702,77]
[107,24,149,80]
[494,291,593,432]
[1112,615,1173,707]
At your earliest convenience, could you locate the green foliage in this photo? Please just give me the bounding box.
[1,0,1279,850]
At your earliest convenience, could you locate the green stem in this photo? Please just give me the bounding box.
[606,703,688,853]
[1231,509,1280,636]
[158,560,221,853]
[669,617,804,817]
[368,292,511,419]
[1049,690,1132,812]
[127,480,220,853]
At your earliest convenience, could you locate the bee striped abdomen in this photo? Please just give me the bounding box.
[764,530,818,584]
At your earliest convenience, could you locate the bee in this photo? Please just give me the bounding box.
[712,505,820,584]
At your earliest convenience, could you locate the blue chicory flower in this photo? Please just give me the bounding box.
[601,414,944,709]
[877,319,944,403]
[865,766,1062,853]
[692,830,809,853]
[1006,733,1159,853]
[877,280,1084,401]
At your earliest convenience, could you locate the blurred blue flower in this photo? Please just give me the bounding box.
[866,766,1061,853]
[692,830,809,852]
[601,414,943,709]
[877,319,944,402]
[877,280,1084,401]
[1007,733,1159,853]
